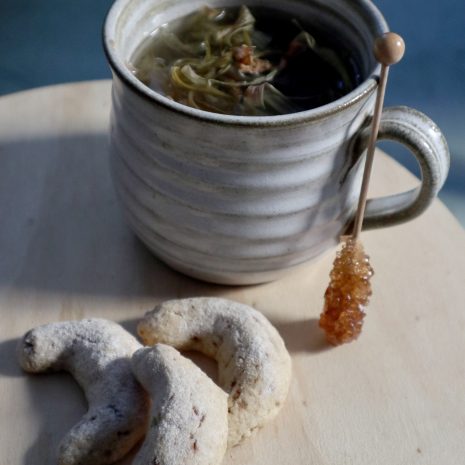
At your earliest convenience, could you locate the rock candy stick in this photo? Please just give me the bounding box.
[319,33,405,345]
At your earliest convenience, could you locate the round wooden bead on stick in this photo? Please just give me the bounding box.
[319,33,405,346]
[374,32,405,66]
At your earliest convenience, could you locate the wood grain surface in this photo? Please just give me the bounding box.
[0,81,464,465]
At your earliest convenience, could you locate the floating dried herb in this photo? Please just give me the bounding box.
[132,5,361,115]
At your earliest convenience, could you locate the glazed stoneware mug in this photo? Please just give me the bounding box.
[103,0,449,285]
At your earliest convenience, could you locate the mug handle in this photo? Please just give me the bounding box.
[352,105,450,230]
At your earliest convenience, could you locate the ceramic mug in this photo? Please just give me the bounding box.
[103,0,450,285]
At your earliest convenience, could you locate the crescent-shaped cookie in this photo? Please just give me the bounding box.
[17,318,149,465]
[131,344,228,465]
[137,297,291,446]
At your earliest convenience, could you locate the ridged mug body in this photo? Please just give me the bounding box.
[105,0,387,284]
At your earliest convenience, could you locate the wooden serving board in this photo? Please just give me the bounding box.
[1,81,464,465]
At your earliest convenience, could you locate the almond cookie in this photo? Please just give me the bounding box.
[17,318,149,465]
[131,344,228,465]
[138,297,291,447]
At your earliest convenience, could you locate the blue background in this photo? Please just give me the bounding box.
[1,0,463,225]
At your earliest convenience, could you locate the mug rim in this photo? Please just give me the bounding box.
[103,0,388,127]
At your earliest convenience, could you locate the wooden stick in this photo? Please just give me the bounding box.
[352,33,405,240]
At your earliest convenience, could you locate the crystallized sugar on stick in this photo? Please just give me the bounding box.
[319,238,373,345]
[319,33,404,346]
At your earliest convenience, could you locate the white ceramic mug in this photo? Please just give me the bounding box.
[103,0,450,285]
